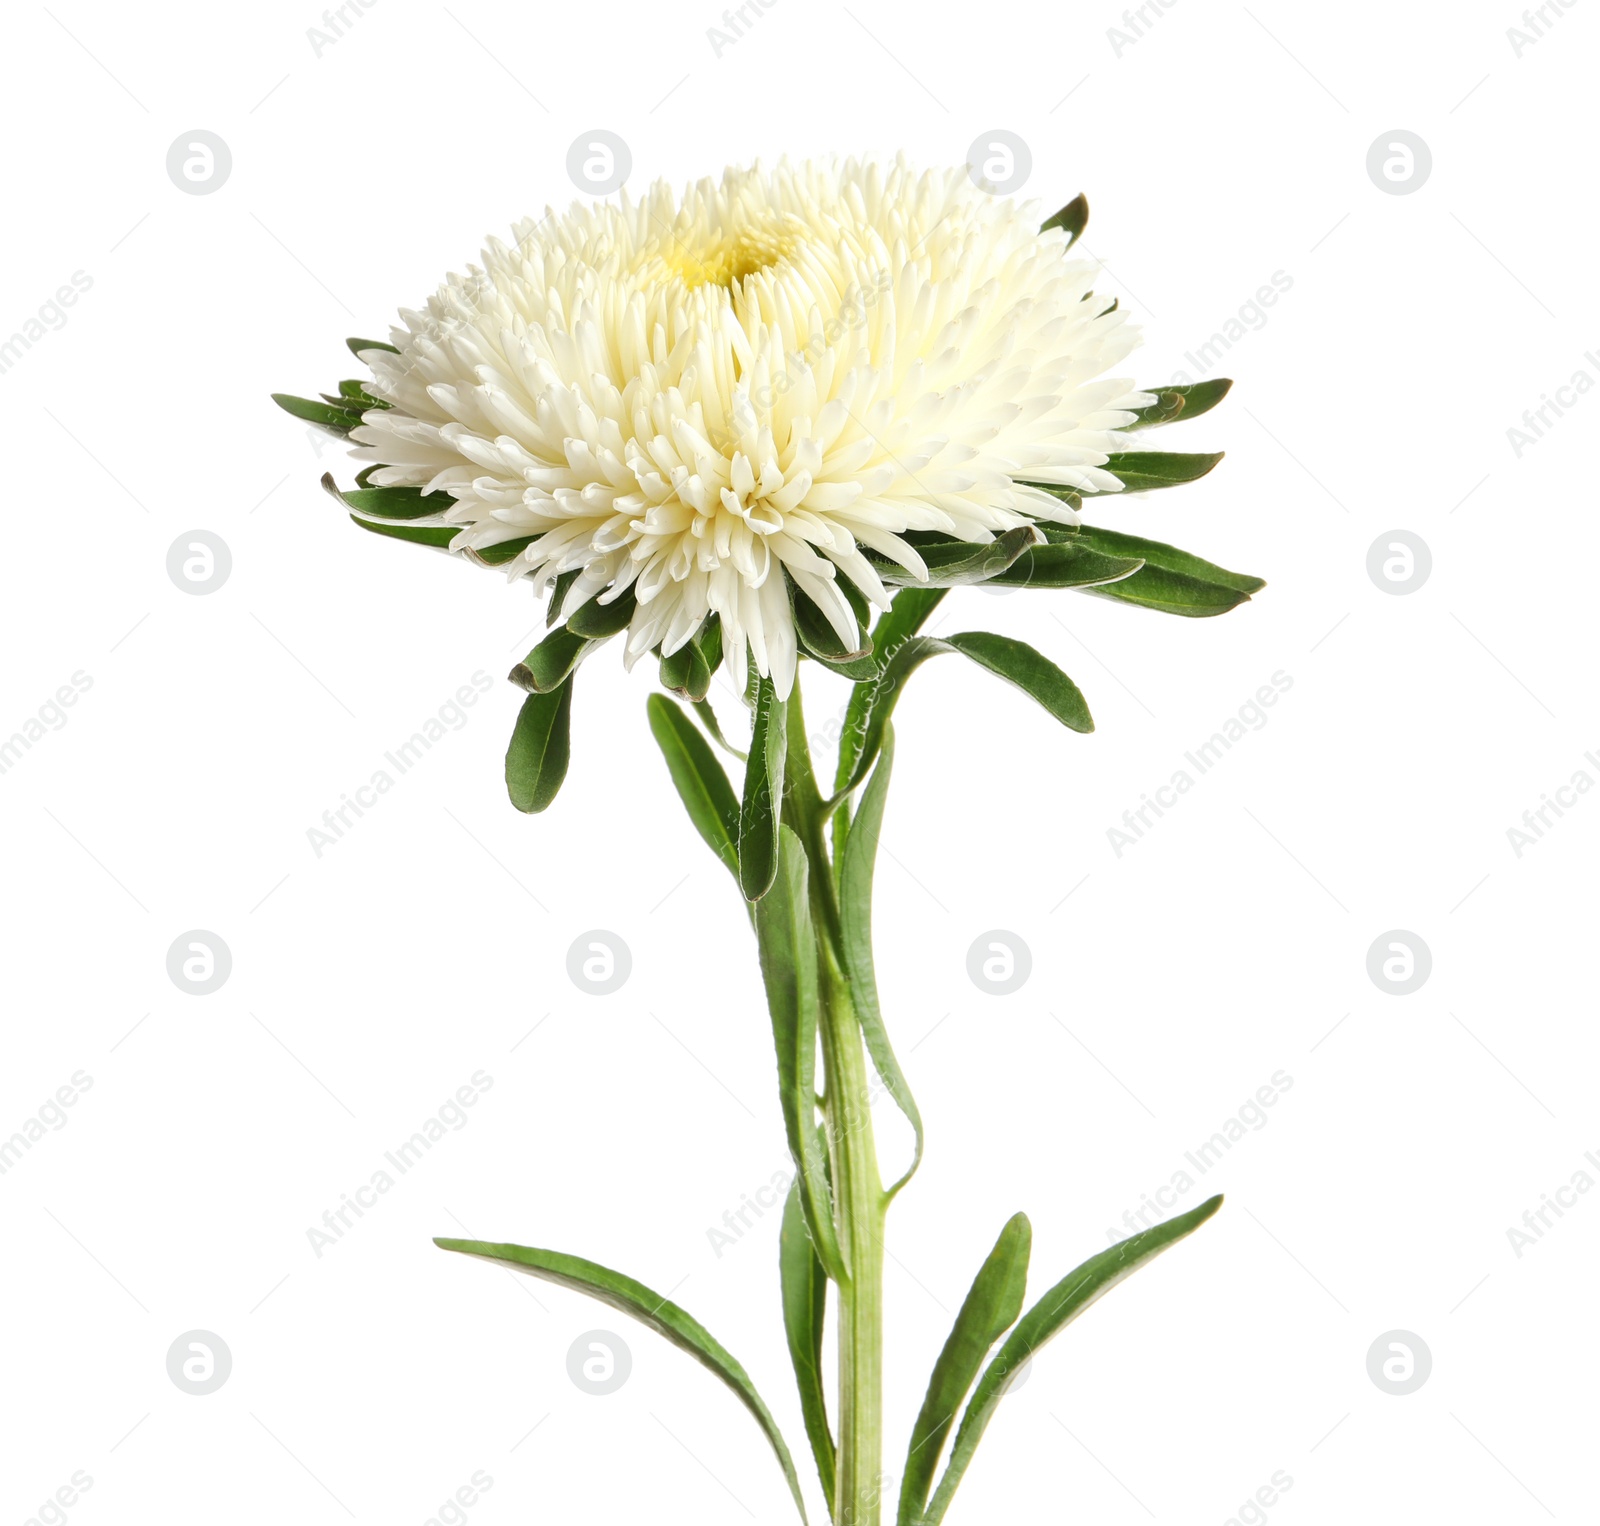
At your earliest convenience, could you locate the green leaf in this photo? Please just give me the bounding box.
[349,516,456,549]
[836,728,922,1198]
[941,633,1093,733]
[567,587,638,638]
[898,1214,1032,1526]
[434,1237,810,1525]
[754,828,844,1281]
[545,569,580,624]
[322,472,451,521]
[1125,378,1233,431]
[337,379,388,408]
[346,336,399,356]
[984,541,1143,591]
[1089,451,1224,495]
[511,627,594,694]
[646,694,740,879]
[836,629,1090,796]
[272,392,360,436]
[835,588,947,795]
[780,1164,835,1515]
[698,615,725,680]
[1054,525,1264,616]
[505,682,572,813]
[661,637,713,702]
[923,1195,1224,1525]
[469,535,536,568]
[693,697,748,761]
[873,527,1037,589]
[1041,193,1089,246]
[792,581,877,678]
[739,676,788,902]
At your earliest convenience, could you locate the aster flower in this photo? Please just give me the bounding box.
[278,159,1245,716]
[275,157,1262,1526]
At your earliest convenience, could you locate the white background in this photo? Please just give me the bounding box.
[2,1,1595,1522]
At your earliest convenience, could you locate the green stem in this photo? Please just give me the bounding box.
[784,683,886,1526]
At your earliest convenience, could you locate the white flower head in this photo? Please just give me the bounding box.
[349,157,1153,697]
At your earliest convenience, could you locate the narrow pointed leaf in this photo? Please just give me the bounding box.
[1125,378,1232,431]
[346,336,399,356]
[739,677,788,901]
[322,472,451,521]
[469,535,536,568]
[337,379,387,408]
[780,1168,836,1515]
[567,587,638,638]
[923,1195,1223,1525]
[985,541,1143,590]
[793,583,877,677]
[698,615,725,680]
[350,516,456,549]
[693,697,748,761]
[941,633,1093,733]
[873,527,1037,589]
[754,829,844,1281]
[836,728,923,1197]
[1041,193,1088,246]
[838,629,1090,796]
[661,637,713,701]
[511,627,594,694]
[1090,450,1224,494]
[434,1237,809,1525]
[646,694,740,879]
[272,392,359,435]
[505,682,572,813]
[899,1214,1032,1526]
[835,587,946,795]
[544,568,580,625]
[1062,524,1265,595]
